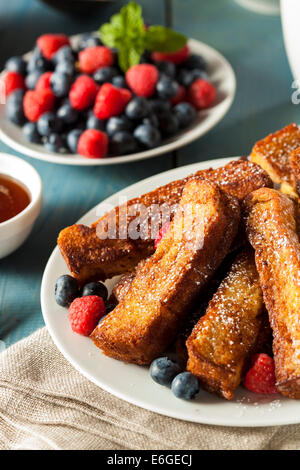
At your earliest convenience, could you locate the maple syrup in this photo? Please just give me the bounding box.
[0,174,31,223]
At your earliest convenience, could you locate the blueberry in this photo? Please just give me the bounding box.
[173,102,197,129]
[93,66,118,85]
[5,56,27,75]
[150,357,181,387]
[171,372,199,399]
[53,46,74,64]
[50,72,72,98]
[81,281,108,302]
[177,68,208,87]
[37,112,63,137]
[27,48,49,73]
[44,133,66,153]
[55,274,79,307]
[106,116,133,136]
[156,76,179,100]
[57,103,79,124]
[184,54,206,71]
[110,131,138,155]
[149,99,171,118]
[112,75,127,88]
[125,97,151,120]
[6,89,25,104]
[78,33,102,51]
[22,122,41,143]
[133,124,161,149]
[86,113,106,131]
[66,129,82,153]
[139,50,152,64]
[25,71,43,90]
[55,61,75,77]
[105,303,116,314]
[143,114,159,128]
[5,96,26,125]
[156,61,176,78]
[158,112,179,137]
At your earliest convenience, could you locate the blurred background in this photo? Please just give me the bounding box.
[0,0,298,346]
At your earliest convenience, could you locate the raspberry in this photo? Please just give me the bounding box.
[77,129,108,159]
[244,353,278,394]
[69,75,99,111]
[35,72,53,91]
[154,221,171,249]
[78,46,114,74]
[68,295,106,336]
[37,34,70,60]
[126,64,158,98]
[94,83,132,119]
[3,71,26,97]
[170,85,187,105]
[188,79,216,110]
[23,89,55,122]
[152,44,190,65]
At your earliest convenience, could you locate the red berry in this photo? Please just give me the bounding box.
[154,221,171,250]
[152,44,190,65]
[188,79,216,110]
[69,75,99,111]
[68,295,106,336]
[23,89,55,122]
[244,353,278,394]
[126,64,158,98]
[170,85,187,105]
[35,72,53,91]
[94,83,131,120]
[37,34,70,60]
[77,129,108,159]
[78,46,114,74]
[3,71,26,97]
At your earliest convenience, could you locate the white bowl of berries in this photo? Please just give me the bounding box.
[0,3,236,166]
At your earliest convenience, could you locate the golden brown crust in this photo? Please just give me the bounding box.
[244,188,300,399]
[90,179,240,365]
[108,272,136,304]
[289,147,300,197]
[250,123,300,189]
[58,159,271,284]
[186,248,266,400]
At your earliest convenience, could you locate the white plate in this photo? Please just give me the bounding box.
[0,37,236,165]
[41,157,298,427]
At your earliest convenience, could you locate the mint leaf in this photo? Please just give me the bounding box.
[99,2,187,72]
[100,1,145,71]
[145,26,187,53]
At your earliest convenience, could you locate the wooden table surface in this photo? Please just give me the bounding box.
[0,0,296,346]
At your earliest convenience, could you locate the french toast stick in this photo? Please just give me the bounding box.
[244,188,300,399]
[58,159,271,284]
[186,248,266,400]
[91,179,240,365]
[250,123,300,195]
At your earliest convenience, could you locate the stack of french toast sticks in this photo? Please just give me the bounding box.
[58,123,300,401]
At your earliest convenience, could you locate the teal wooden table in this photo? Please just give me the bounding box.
[0,0,297,347]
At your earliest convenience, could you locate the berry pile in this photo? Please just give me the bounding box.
[3,32,216,159]
[55,274,113,336]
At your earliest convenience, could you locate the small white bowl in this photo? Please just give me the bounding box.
[0,153,42,258]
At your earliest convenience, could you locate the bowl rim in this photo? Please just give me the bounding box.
[0,153,42,229]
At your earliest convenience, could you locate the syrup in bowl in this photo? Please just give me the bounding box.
[0,174,31,223]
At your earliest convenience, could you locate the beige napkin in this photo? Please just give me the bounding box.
[0,327,299,450]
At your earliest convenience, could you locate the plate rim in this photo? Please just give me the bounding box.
[0,37,236,166]
[41,156,300,427]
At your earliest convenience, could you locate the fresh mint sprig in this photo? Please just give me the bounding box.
[99,1,187,72]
